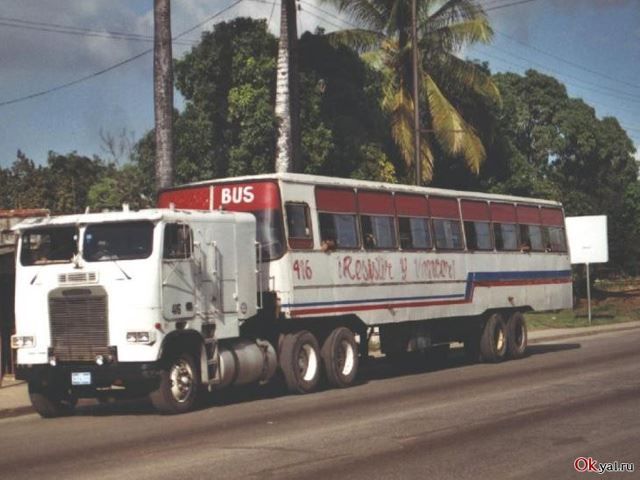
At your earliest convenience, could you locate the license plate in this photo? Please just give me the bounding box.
[71,372,91,386]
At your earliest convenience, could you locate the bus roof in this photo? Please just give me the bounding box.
[159,173,563,207]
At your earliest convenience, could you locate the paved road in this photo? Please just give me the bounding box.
[1,329,638,480]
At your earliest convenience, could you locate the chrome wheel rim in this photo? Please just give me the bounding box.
[169,359,195,403]
[338,339,355,376]
[298,344,318,382]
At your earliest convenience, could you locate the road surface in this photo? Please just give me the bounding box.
[1,328,638,479]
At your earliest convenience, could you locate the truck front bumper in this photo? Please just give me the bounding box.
[16,362,162,397]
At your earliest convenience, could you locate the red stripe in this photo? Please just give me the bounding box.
[288,277,571,317]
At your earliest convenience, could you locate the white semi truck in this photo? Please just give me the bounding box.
[12,174,572,417]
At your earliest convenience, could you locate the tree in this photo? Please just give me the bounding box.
[486,69,639,273]
[274,0,301,173]
[323,0,499,183]
[135,19,397,183]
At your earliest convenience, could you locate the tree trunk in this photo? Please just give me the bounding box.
[274,0,301,173]
[154,0,174,190]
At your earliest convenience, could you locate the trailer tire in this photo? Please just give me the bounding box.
[150,351,200,414]
[28,383,76,418]
[480,313,507,363]
[279,330,321,394]
[506,312,528,359]
[321,327,359,388]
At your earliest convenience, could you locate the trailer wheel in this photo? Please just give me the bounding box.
[321,327,359,388]
[279,330,321,394]
[506,312,528,359]
[150,351,200,414]
[28,383,77,418]
[480,313,507,363]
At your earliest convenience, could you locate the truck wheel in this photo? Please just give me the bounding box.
[321,327,359,388]
[28,383,77,418]
[150,352,200,414]
[480,313,507,363]
[506,312,528,359]
[279,330,321,394]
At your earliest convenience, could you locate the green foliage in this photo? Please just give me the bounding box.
[134,19,398,184]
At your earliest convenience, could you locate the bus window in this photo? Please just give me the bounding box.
[319,213,359,249]
[461,200,492,251]
[398,217,432,250]
[285,203,313,250]
[493,223,518,251]
[546,226,567,252]
[464,221,492,250]
[361,215,396,249]
[517,205,543,252]
[357,191,396,250]
[433,219,464,250]
[520,224,544,251]
[430,196,463,250]
[541,207,567,252]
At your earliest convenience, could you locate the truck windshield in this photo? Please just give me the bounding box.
[83,221,154,262]
[20,227,78,266]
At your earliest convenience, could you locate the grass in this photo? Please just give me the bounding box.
[525,299,640,330]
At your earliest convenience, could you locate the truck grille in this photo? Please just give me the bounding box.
[48,287,110,362]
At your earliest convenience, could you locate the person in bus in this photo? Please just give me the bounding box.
[321,237,337,252]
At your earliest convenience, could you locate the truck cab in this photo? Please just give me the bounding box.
[12,208,274,416]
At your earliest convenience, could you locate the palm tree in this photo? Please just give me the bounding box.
[323,0,499,183]
[275,0,301,173]
[154,0,174,189]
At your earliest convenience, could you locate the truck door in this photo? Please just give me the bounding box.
[161,223,196,320]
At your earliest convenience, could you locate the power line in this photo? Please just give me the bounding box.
[481,43,640,104]
[0,0,243,109]
[495,30,640,91]
[0,15,194,45]
[484,0,543,12]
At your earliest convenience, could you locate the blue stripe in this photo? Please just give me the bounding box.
[282,269,572,310]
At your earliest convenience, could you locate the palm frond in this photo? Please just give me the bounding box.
[321,0,388,32]
[426,17,493,51]
[431,53,501,105]
[424,74,485,173]
[326,28,385,52]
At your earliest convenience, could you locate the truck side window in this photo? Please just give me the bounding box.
[163,224,192,260]
[285,202,313,250]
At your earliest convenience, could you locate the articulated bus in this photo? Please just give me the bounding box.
[159,173,572,388]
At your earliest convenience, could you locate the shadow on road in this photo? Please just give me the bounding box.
[69,342,583,417]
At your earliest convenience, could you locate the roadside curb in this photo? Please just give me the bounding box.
[528,322,640,345]
[0,405,33,419]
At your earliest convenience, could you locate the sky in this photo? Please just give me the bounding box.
[0,0,639,168]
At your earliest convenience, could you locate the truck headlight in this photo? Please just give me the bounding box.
[11,335,36,349]
[126,331,155,345]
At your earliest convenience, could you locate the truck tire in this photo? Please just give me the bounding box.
[321,327,359,388]
[480,313,507,363]
[506,312,528,359]
[279,330,321,394]
[150,352,200,414]
[28,383,77,418]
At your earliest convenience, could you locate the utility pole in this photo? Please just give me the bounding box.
[412,0,421,185]
[154,0,174,190]
[274,0,301,173]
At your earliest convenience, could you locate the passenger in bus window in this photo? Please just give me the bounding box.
[321,237,336,252]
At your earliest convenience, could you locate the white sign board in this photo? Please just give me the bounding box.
[565,215,608,264]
